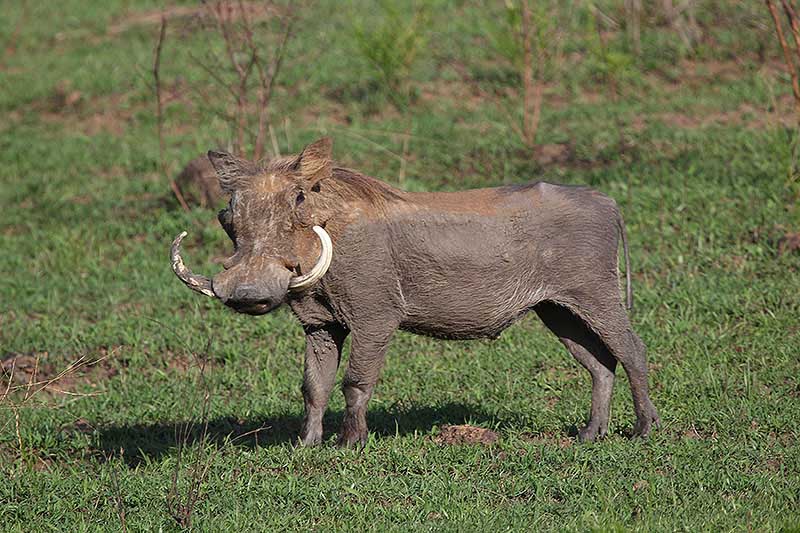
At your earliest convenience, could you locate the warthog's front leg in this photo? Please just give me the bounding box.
[299,325,348,446]
[338,327,396,447]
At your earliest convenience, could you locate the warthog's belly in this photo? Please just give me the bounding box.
[390,213,547,340]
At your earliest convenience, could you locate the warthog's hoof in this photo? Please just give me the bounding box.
[337,430,368,448]
[577,424,607,443]
[632,411,661,439]
[299,431,323,447]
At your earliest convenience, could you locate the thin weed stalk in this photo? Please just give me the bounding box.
[766,0,800,119]
[165,336,215,529]
[198,0,295,159]
[152,15,189,211]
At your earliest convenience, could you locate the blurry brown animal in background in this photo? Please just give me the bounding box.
[174,155,225,208]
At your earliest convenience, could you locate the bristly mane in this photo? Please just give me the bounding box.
[328,167,406,211]
[254,156,405,211]
[260,154,298,175]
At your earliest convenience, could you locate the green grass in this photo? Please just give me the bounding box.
[1,1,799,531]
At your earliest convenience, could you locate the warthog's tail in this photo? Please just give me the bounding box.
[617,212,633,311]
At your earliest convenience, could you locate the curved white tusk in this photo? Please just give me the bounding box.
[170,231,216,298]
[288,226,333,292]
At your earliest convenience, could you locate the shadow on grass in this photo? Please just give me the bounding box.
[96,402,523,466]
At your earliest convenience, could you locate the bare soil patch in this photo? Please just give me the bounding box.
[106,2,283,36]
[681,425,718,441]
[434,424,498,446]
[419,79,487,112]
[533,143,571,166]
[658,97,796,130]
[1,348,120,396]
[778,232,800,256]
[162,351,221,374]
[36,88,138,137]
[748,224,800,257]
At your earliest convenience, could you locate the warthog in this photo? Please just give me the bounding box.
[171,138,660,446]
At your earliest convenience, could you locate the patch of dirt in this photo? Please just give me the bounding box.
[1,348,121,396]
[533,143,571,166]
[748,224,800,257]
[106,2,283,36]
[36,89,141,137]
[434,424,498,446]
[680,59,748,85]
[766,457,784,472]
[61,417,96,436]
[140,348,223,375]
[164,352,220,374]
[658,95,796,131]
[48,82,84,111]
[778,232,800,256]
[681,425,718,441]
[28,76,200,138]
[578,89,605,105]
[419,78,498,113]
[648,58,781,91]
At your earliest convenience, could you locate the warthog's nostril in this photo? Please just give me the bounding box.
[231,284,263,303]
[279,255,300,273]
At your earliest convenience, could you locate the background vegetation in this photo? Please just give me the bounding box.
[1,0,798,530]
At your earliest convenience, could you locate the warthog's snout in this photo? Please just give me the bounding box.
[212,262,293,315]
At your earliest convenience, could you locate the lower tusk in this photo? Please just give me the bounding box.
[170,231,216,298]
[288,226,333,292]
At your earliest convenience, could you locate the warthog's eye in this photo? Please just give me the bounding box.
[295,191,305,206]
[218,207,235,241]
[218,208,231,227]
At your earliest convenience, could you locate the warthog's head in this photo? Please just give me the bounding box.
[170,138,335,315]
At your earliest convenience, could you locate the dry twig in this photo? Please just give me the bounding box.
[166,336,215,529]
[195,0,295,160]
[152,15,190,211]
[520,0,543,151]
[1,352,112,458]
[767,1,800,114]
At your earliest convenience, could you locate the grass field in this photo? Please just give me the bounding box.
[1,1,799,531]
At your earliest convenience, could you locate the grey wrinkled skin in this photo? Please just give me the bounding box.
[174,137,660,447]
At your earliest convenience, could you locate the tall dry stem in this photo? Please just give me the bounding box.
[766,0,800,120]
[625,0,642,56]
[199,0,294,159]
[520,0,543,151]
[1,352,110,462]
[152,15,189,211]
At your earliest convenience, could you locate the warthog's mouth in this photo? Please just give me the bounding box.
[226,300,275,316]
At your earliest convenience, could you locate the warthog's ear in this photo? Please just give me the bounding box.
[295,137,332,185]
[207,150,257,193]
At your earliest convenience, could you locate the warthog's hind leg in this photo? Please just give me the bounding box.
[534,301,617,442]
[612,328,660,438]
[569,296,661,439]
